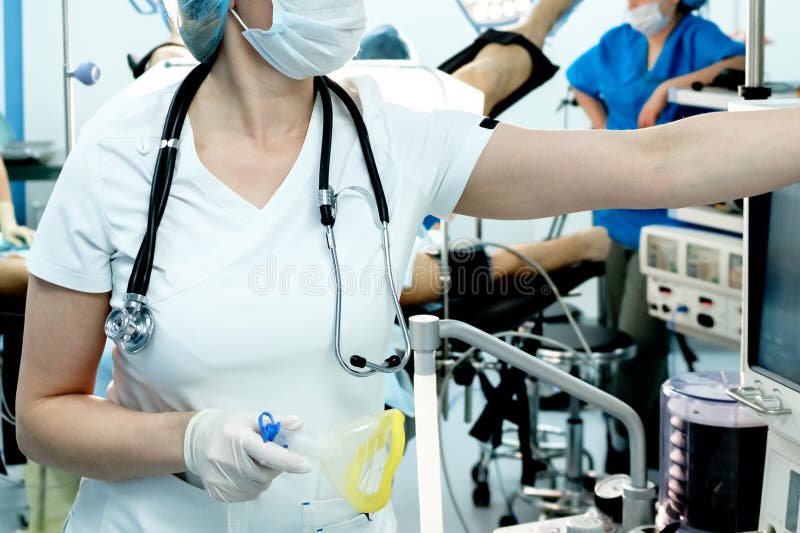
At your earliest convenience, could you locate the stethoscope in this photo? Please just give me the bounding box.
[104,62,412,377]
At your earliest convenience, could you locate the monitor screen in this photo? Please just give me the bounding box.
[749,184,800,390]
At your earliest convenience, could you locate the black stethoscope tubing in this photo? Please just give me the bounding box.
[110,63,411,376]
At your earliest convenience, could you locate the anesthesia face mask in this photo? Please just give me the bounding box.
[260,409,405,513]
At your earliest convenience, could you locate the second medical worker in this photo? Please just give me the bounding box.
[567,0,746,470]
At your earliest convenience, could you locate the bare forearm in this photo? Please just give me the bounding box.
[573,89,607,129]
[665,56,746,91]
[18,277,194,481]
[17,396,193,481]
[459,107,800,219]
[635,107,800,209]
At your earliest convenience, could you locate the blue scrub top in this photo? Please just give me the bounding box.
[567,14,745,249]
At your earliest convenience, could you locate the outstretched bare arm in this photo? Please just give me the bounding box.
[457,107,800,219]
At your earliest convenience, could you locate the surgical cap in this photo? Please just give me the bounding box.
[681,0,709,9]
[356,25,416,61]
[166,0,231,63]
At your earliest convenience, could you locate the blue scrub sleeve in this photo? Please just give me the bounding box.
[690,18,746,67]
[566,45,603,99]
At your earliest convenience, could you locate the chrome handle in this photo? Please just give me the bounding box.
[727,387,792,416]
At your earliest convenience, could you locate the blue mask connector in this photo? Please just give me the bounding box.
[258,412,282,444]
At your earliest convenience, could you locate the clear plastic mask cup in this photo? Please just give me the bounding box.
[264,409,405,514]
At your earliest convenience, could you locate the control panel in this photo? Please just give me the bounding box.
[640,226,743,347]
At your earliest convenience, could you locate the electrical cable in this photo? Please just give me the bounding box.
[436,336,591,533]
[0,379,16,425]
[435,334,579,533]
[438,351,477,533]
[494,455,519,524]
[2,389,15,420]
[479,241,594,361]
[430,244,597,530]
[490,331,589,365]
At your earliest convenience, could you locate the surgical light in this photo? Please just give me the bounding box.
[455,0,534,31]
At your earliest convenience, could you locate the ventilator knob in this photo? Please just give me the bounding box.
[594,474,630,524]
[565,515,605,533]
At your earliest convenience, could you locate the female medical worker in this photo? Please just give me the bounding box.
[15,0,800,532]
[566,0,746,471]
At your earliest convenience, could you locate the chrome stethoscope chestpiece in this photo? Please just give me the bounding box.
[104,293,155,354]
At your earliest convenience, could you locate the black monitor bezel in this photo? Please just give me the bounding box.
[747,191,800,393]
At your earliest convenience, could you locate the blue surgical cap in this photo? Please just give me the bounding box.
[681,0,709,8]
[356,25,415,61]
[174,0,231,63]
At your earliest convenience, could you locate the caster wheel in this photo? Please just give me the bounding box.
[499,515,519,527]
[471,464,487,483]
[472,483,490,507]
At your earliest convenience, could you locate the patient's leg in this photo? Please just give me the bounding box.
[450,0,578,115]
[491,226,609,279]
[400,227,610,306]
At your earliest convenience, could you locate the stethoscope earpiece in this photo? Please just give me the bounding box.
[349,355,368,369]
[349,354,404,373]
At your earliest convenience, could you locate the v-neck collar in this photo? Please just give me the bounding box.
[181,95,322,219]
[147,95,324,303]
[641,14,691,76]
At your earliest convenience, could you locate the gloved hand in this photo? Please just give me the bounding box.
[0,201,35,247]
[184,409,311,503]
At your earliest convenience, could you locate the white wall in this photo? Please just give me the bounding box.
[761,0,800,82]
[23,0,170,156]
[21,0,800,153]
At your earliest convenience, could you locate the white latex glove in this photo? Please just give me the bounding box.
[184,409,311,503]
[0,201,35,247]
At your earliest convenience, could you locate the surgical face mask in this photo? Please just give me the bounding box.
[230,0,367,80]
[628,2,671,36]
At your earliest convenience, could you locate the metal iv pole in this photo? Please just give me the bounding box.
[61,0,101,154]
[739,0,770,100]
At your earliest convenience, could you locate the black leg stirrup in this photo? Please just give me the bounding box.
[438,29,559,119]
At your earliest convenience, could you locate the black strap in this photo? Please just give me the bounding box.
[438,29,559,119]
[128,63,212,295]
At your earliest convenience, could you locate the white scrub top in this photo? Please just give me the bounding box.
[27,71,495,533]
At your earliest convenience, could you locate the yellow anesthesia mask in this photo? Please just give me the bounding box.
[259,409,405,514]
